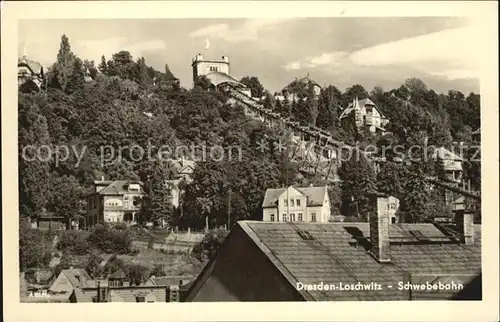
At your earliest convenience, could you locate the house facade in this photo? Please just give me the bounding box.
[432,146,464,183]
[275,75,321,102]
[18,55,45,90]
[184,195,481,302]
[86,178,146,228]
[192,54,252,97]
[262,186,331,223]
[339,97,388,134]
[166,158,196,208]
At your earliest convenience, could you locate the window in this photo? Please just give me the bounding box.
[290,213,295,221]
[282,214,288,222]
[296,199,301,206]
[390,203,397,210]
[290,199,295,207]
[270,214,275,222]
[391,217,396,224]
[311,213,317,222]
[298,213,303,221]
[283,199,288,207]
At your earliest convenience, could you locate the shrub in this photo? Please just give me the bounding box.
[150,264,166,277]
[192,228,229,262]
[87,224,133,254]
[19,228,52,271]
[57,230,90,255]
[127,263,151,286]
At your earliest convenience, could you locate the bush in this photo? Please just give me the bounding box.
[192,228,229,262]
[87,224,133,254]
[57,230,90,255]
[19,228,52,271]
[127,263,151,286]
[150,264,166,277]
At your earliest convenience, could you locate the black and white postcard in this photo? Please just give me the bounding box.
[2,1,498,322]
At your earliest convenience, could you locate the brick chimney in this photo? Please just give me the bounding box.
[369,194,391,263]
[455,210,474,245]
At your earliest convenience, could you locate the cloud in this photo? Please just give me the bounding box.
[74,37,166,62]
[283,61,302,70]
[283,22,480,81]
[189,18,296,42]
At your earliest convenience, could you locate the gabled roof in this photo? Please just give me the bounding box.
[339,97,385,120]
[145,275,194,286]
[262,186,328,208]
[18,56,44,76]
[96,180,145,195]
[187,221,481,301]
[60,268,91,289]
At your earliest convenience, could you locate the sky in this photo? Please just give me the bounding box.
[18,17,481,94]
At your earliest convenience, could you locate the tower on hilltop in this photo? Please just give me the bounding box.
[191,53,230,84]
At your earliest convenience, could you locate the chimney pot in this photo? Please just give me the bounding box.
[369,194,391,263]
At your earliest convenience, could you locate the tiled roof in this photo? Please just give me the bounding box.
[61,268,91,289]
[145,275,194,286]
[97,180,145,195]
[239,221,481,301]
[75,286,168,302]
[339,97,383,120]
[18,56,44,75]
[262,186,327,208]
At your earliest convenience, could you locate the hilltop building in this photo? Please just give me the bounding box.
[86,178,146,228]
[262,185,331,223]
[184,194,481,301]
[191,53,252,97]
[275,74,322,102]
[18,55,45,90]
[339,97,388,134]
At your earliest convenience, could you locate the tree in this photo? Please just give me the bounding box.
[54,34,76,92]
[19,224,52,271]
[405,77,428,107]
[240,76,265,98]
[147,164,176,227]
[192,228,229,262]
[402,162,430,223]
[127,263,150,286]
[66,57,85,94]
[18,95,52,218]
[98,55,108,74]
[85,252,104,278]
[316,85,340,131]
[150,264,166,277]
[338,155,377,220]
[136,57,152,89]
[341,84,368,108]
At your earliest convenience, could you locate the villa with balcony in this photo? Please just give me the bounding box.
[86,178,146,228]
[339,97,388,134]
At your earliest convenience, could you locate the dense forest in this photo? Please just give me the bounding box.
[19,34,481,232]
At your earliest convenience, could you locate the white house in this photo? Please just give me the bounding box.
[339,97,388,134]
[262,185,331,223]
